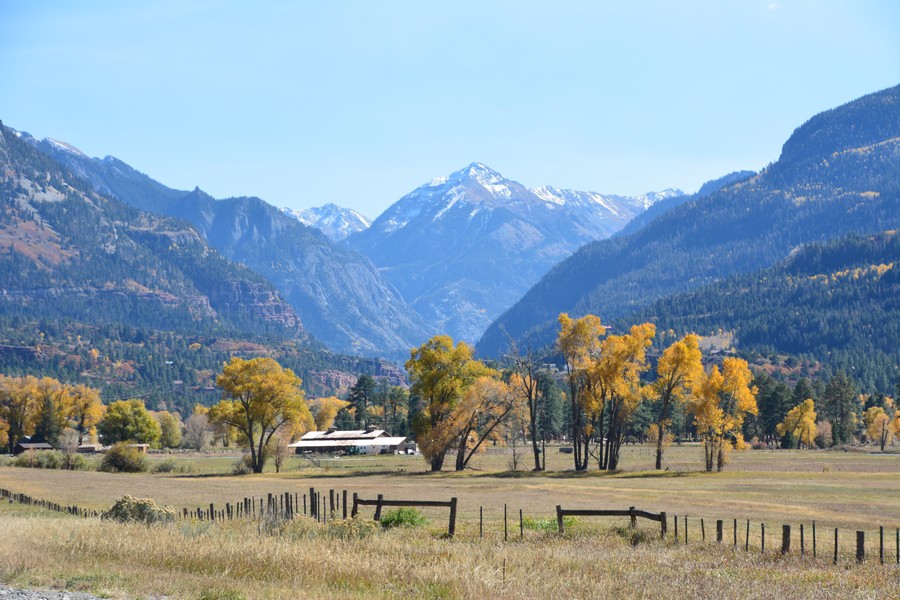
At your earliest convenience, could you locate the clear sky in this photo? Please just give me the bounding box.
[2,1,898,218]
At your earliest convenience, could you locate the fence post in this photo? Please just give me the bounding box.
[761,524,765,554]
[800,524,804,556]
[856,531,865,563]
[701,518,705,541]
[373,494,384,522]
[660,512,667,539]
[309,487,316,519]
[685,516,688,544]
[448,497,457,538]
[812,521,816,558]
[716,520,723,543]
[329,489,335,516]
[504,504,508,541]
[342,490,348,520]
[480,506,484,538]
[879,526,884,565]
[733,519,737,547]
[351,493,359,518]
[674,514,678,541]
[556,505,564,534]
[781,525,790,555]
[834,528,839,565]
[629,506,636,529]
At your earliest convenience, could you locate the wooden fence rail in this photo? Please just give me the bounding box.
[556,505,667,538]
[352,493,458,537]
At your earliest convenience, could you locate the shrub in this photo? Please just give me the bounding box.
[522,515,577,532]
[102,494,176,524]
[613,525,657,546]
[63,453,92,470]
[379,507,428,529]
[232,454,254,475]
[151,458,178,473]
[100,442,149,473]
[36,450,64,469]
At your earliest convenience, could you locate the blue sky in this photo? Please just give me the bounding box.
[2,1,899,217]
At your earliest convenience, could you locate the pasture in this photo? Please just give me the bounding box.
[0,444,898,599]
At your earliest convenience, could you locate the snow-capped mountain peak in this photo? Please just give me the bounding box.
[449,162,505,186]
[281,203,371,242]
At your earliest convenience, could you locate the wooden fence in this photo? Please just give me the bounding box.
[556,505,667,537]
[352,493,458,537]
[2,486,898,565]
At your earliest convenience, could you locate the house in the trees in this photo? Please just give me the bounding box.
[289,427,408,455]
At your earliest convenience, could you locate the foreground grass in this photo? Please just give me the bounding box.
[0,506,897,599]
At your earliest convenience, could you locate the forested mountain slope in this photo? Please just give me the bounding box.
[23,135,429,357]
[624,231,900,392]
[478,84,900,357]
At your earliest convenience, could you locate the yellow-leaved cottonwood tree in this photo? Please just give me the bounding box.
[653,334,704,470]
[586,322,656,470]
[776,399,818,449]
[209,357,313,473]
[406,335,496,472]
[688,358,758,471]
[864,405,893,451]
[557,313,605,471]
[309,396,351,431]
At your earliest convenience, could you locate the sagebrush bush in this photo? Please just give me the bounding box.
[100,443,149,473]
[380,507,428,529]
[102,495,177,524]
[151,458,178,473]
[14,450,64,469]
[232,455,253,475]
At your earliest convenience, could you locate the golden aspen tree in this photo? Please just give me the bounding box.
[68,384,104,444]
[453,377,517,471]
[590,322,655,470]
[406,335,496,472]
[689,359,758,471]
[652,334,703,470]
[776,399,818,448]
[308,396,351,430]
[864,406,892,451]
[0,375,41,453]
[557,313,605,471]
[209,357,313,473]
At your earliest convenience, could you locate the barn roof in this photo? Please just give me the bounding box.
[288,436,407,449]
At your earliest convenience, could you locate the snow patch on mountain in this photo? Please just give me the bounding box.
[281,203,371,242]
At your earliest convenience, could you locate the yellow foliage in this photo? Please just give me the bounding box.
[776,399,817,448]
[308,396,350,431]
[864,406,893,450]
[210,357,313,472]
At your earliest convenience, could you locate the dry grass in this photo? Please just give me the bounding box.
[1,445,898,598]
[0,505,897,599]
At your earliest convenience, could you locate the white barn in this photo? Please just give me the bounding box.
[289,427,407,455]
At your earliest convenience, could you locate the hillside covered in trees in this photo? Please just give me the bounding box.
[0,123,400,412]
[478,85,900,369]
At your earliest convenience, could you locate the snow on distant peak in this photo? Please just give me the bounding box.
[632,188,684,209]
[46,138,87,157]
[449,162,504,186]
[281,203,371,241]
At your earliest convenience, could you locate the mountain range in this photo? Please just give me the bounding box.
[477,84,900,381]
[348,162,681,341]
[281,203,372,242]
[24,136,430,357]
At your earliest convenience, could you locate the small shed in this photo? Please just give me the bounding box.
[289,427,407,455]
[77,443,104,454]
[13,442,54,455]
[127,443,151,453]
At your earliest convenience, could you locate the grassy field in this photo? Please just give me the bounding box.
[0,444,898,599]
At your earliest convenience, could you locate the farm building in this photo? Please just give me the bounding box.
[13,442,53,455]
[289,427,408,455]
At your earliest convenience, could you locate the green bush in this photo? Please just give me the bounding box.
[151,458,178,473]
[99,442,149,473]
[62,453,93,471]
[102,494,176,524]
[522,515,578,532]
[380,507,428,529]
[14,450,64,469]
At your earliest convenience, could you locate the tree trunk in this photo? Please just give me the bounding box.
[430,452,445,472]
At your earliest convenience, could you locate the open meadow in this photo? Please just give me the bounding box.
[0,444,899,598]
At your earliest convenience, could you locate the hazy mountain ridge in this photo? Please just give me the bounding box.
[477,84,900,357]
[349,162,680,342]
[23,133,430,357]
